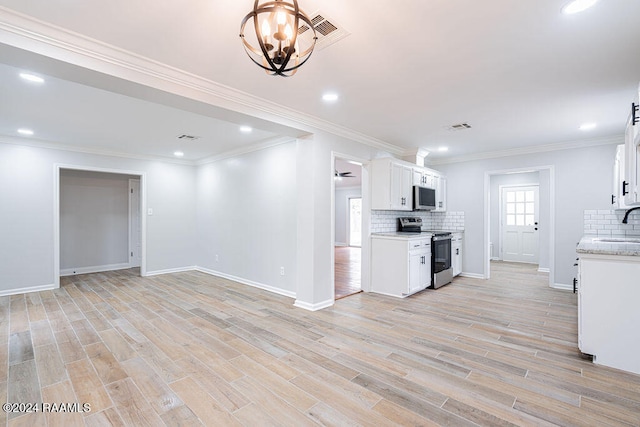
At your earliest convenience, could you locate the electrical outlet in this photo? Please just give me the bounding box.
[216,254,219,262]
[280,267,285,276]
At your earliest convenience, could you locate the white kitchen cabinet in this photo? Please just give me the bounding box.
[371,158,413,210]
[452,232,463,276]
[372,157,447,212]
[623,89,640,206]
[578,253,640,374]
[371,235,431,297]
[413,169,436,188]
[434,175,447,212]
[612,144,630,210]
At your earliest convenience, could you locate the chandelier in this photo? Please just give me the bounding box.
[240,0,317,77]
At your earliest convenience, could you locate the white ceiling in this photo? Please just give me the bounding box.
[1,0,639,162]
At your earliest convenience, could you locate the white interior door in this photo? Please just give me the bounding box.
[502,185,539,263]
[348,197,362,247]
[129,179,141,268]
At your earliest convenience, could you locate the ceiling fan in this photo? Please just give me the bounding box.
[335,169,356,178]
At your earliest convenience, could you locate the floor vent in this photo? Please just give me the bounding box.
[299,11,350,50]
[177,134,200,141]
[446,123,472,131]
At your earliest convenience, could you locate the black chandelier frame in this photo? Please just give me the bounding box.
[240,0,317,76]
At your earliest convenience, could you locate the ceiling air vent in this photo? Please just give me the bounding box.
[177,134,200,141]
[446,123,472,131]
[298,11,350,50]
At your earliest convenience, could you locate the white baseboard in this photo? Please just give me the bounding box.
[144,266,197,277]
[195,267,296,299]
[335,242,348,247]
[459,272,485,279]
[0,283,56,297]
[538,267,550,273]
[294,298,334,311]
[60,262,131,276]
[552,283,573,291]
[490,257,501,261]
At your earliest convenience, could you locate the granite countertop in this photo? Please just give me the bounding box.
[372,232,433,238]
[577,236,640,256]
[372,230,464,238]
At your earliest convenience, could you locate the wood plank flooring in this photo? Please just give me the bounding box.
[2,262,640,426]
[334,246,362,300]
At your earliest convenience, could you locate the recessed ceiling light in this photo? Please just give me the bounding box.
[438,147,449,152]
[322,93,339,102]
[562,0,598,14]
[174,151,184,157]
[17,128,34,136]
[19,73,45,84]
[239,126,252,133]
[579,123,597,131]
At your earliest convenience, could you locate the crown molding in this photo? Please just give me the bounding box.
[0,7,404,156]
[0,135,193,165]
[195,136,296,165]
[0,134,305,167]
[428,135,623,166]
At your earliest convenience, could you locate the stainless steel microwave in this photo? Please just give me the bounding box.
[413,185,436,210]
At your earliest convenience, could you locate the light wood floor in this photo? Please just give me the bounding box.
[335,246,362,300]
[2,262,640,426]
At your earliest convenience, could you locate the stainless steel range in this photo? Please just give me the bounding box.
[429,231,453,288]
[397,218,453,289]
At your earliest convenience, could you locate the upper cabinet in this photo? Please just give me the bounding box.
[613,144,630,210]
[434,174,447,212]
[371,158,413,210]
[371,157,447,211]
[623,88,640,206]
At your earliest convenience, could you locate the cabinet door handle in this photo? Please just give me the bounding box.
[612,194,616,205]
[633,102,639,126]
[456,248,459,255]
[573,278,578,294]
[623,181,629,196]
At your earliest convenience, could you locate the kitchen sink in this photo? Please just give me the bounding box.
[592,237,640,244]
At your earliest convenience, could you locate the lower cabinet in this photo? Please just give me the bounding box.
[371,236,431,297]
[578,253,640,374]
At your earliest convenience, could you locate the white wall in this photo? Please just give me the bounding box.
[60,169,134,272]
[335,187,361,246]
[0,142,197,294]
[437,142,619,287]
[295,132,386,309]
[196,141,299,296]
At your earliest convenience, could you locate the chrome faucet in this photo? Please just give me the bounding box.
[622,207,640,224]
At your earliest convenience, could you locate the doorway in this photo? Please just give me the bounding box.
[334,157,363,299]
[484,167,554,287]
[54,165,146,287]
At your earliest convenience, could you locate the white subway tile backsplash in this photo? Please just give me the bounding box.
[371,210,465,233]
[583,209,640,237]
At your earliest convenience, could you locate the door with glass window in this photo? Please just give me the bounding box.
[348,198,362,247]
[502,185,539,263]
